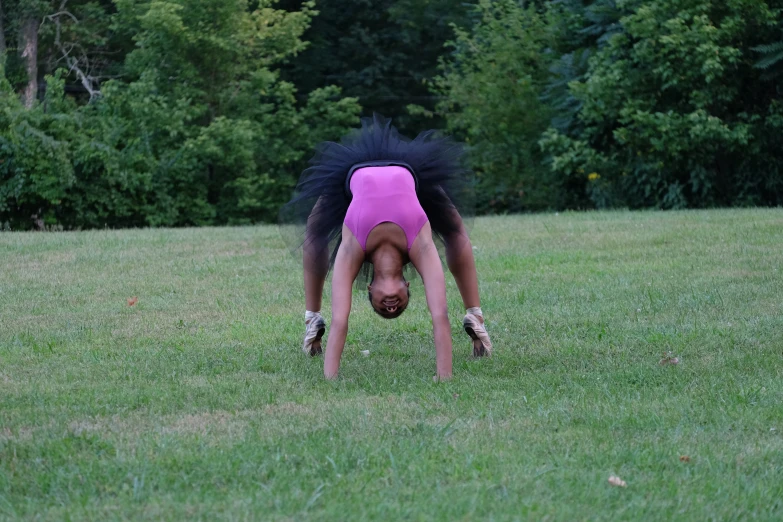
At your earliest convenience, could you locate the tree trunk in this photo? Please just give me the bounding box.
[20,17,39,108]
[0,0,7,57]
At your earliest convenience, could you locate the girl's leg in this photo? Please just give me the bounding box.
[303,239,328,312]
[302,204,329,356]
[444,226,480,309]
[444,225,492,356]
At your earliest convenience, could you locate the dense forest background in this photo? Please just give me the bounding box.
[1,0,782,230]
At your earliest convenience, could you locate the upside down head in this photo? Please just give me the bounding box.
[368,277,411,319]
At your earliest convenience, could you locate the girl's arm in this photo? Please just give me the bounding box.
[324,226,364,379]
[409,223,453,380]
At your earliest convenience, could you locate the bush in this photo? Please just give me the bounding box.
[541,0,783,208]
[0,0,360,230]
[429,0,560,213]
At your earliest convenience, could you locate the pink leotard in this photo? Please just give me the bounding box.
[344,166,429,251]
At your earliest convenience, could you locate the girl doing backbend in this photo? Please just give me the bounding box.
[281,116,492,380]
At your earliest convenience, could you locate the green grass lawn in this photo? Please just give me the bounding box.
[1,209,782,520]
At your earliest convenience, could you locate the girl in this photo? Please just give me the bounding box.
[280,115,492,379]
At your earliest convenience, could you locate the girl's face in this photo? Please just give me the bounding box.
[368,278,410,319]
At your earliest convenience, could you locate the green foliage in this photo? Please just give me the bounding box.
[752,15,783,79]
[0,72,78,229]
[431,0,560,213]
[541,0,783,208]
[3,0,783,226]
[754,40,783,70]
[277,0,474,134]
[0,0,360,229]
[429,0,783,211]
[543,0,622,134]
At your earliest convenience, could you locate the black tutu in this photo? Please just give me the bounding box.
[278,114,475,279]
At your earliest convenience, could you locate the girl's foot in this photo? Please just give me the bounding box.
[463,312,492,357]
[303,314,326,356]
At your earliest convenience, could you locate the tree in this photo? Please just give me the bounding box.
[18,2,43,107]
[543,0,623,134]
[430,0,558,212]
[541,0,783,208]
[0,0,360,229]
[753,14,783,81]
[277,0,474,134]
[0,0,7,58]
